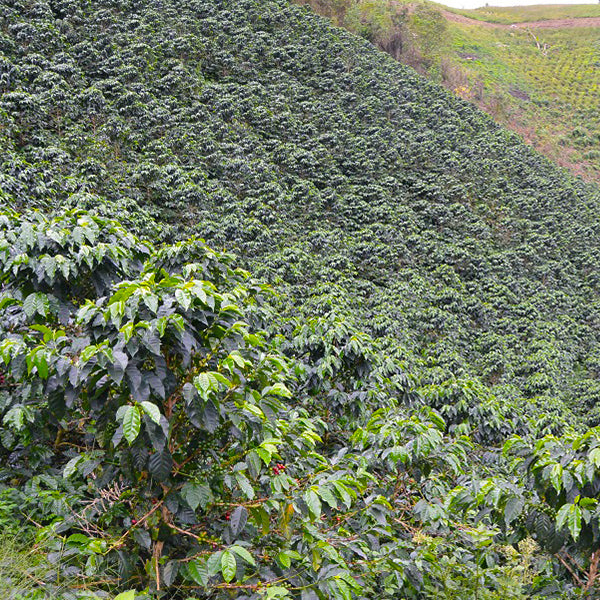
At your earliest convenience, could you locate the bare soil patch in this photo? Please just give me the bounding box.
[442,11,600,29]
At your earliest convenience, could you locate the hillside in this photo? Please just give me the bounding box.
[298,0,600,182]
[2,0,600,597]
[448,4,600,25]
[447,9,600,181]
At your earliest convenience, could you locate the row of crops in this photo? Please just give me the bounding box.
[2,0,600,597]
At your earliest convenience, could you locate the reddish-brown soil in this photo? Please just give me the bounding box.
[442,11,600,29]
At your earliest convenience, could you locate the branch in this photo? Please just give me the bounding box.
[110,497,165,549]
[585,548,600,592]
[556,553,584,587]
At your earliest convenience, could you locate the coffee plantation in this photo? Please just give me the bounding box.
[2,0,600,598]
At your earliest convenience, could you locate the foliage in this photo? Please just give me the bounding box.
[1,0,600,597]
[448,429,600,595]
[0,209,538,598]
[447,21,600,182]
[299,1,600,182]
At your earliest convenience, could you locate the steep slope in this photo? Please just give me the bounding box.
[2,0,600,424]
[447,14,600,181]
[3,0,600,596]
[298,0,600,182]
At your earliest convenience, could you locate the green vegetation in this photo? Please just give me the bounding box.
[2,0,600,597]
[299,0,600,182]
[448,23,600,181]
[0,536,51,598]
[449,4,600,25]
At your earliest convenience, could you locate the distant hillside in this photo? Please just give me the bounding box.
[449,3,600,24]
[299,0,600,182]
[3,0,600,596]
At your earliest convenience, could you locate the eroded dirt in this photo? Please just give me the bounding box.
[442,11,600,29]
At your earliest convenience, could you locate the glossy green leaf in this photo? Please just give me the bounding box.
[304,490,322,521]
[220,550,236,583]
[230,545,256,567]
[122,405,141,445]
[140,401,161,425]
[181,482,212,511]
[186,559,208,586]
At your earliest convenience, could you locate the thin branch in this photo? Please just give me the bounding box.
[585,548,600,592]
[110,497,165,549]
[556,553,584,587]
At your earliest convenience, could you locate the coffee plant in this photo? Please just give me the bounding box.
[1,0,600,597]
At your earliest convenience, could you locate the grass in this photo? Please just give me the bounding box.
[447,22,600,179]
[449,25,600,107]
[0,532,54,599]
[447,3,600,24]
[0,529,117,600]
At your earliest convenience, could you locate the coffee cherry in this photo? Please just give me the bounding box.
[273,462,286,476]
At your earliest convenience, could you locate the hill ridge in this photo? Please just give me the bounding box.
[442,10,600,28]
[2,0,600,595]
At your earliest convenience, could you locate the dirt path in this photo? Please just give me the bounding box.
[441,11,600,29]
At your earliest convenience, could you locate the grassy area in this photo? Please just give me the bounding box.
[447,22,600,179]
[448,3,600,24]
[0,533,54,598]
[449,24,600,109]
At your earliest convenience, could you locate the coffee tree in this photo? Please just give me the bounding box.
[0,209,537,599]
[447,430,600,595]
[0,209,347,595]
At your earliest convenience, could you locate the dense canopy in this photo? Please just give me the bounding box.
[2,0,600,598]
